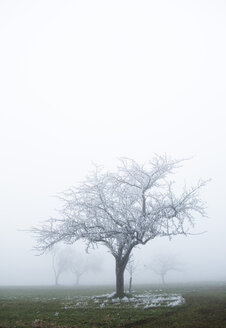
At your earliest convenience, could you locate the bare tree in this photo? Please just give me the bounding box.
[126,254,136,294]
[61,248,102,285]
[145,254,183,285]
[31,155,208,298]
[51,246,60,286]
[51,246,102,286]
[51,246,71,286]
[71,260,88,286]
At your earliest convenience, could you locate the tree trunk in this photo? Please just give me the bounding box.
[161,274,165,286]
[55,272,61,286]
[115,256,130,298]
[76,274,80,285]
[128,276,132,294]
[116,262,124,298]
[52,253,59,286]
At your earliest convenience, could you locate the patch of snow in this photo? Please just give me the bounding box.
[121,296,129,302]
[95,292,116,299]
[61,291,185,310]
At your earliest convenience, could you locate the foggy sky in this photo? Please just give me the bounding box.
[0,0,226,286]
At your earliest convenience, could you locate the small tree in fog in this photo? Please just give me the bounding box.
[51,246,60,285]
[70,258,89,285]
[63,249,102,285]
[126,254,136,294]
[52,247,102,285]
[146,254,183,285]
[51,247,71,285]
[31,155,208,298]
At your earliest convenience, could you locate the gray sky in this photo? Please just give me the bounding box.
[0,0,226,285]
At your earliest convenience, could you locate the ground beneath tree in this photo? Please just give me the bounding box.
[62,291,185,309]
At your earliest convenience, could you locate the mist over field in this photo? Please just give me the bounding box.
[0,0,226,288]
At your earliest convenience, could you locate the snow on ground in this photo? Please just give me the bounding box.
[62,291,185,309]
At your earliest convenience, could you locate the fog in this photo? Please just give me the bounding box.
[0,0,226,286]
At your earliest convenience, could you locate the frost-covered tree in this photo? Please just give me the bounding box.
[31,155,208,298]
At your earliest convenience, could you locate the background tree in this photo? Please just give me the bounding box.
[62,248,102,285]
[70,256,89,286]
[51,246,102,286]
[145,254,183,286]
[51,246,59,286]
[51,246,71,286]
[31,155,208,298]
[126,254,136,294]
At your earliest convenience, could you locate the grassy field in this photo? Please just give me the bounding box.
[0,283,226,328]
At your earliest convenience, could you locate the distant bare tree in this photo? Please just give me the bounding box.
[51,246,59,286]
[146,254,183,285]
[62,249,102,285]
[51,246,102,286]
[31,155,208,297]
[71,260,88,286]
[126,254,136,294]
[51,246,71,286]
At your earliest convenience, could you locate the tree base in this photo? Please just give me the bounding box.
[111,292,133,299]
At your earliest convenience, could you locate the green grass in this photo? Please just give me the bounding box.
[0,283,226,328]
